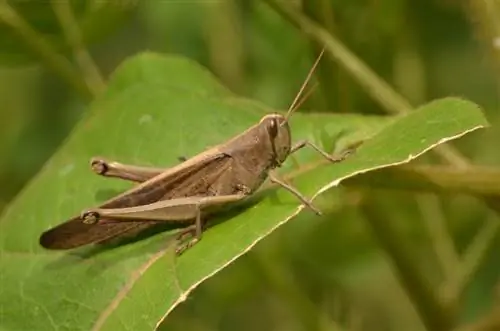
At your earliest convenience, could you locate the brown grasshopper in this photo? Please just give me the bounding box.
[39,50,355,254]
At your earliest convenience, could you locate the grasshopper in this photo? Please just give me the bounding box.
[39,50,355,254]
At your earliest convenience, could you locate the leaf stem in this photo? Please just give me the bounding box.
[0,0,92,100]
[51,0,106,96]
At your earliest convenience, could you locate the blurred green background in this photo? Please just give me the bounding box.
[0,1,499,331]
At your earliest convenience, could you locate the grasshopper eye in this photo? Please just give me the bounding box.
[267,118,279,138]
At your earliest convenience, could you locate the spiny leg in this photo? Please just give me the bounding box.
[269,172,322,215]
[175,225,197,243]
[90,158,165,183]
[81,194,247,224]
[174,211,207,244]
[175,206,204,256]
[80,194,246,254]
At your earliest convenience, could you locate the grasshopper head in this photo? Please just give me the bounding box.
[260,114,291,167]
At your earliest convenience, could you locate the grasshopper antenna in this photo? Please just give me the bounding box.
[284,48,325,123]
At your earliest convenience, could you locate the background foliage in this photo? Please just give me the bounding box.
[0,1,499,331]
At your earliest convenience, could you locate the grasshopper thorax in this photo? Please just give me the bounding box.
[259,113,292,167]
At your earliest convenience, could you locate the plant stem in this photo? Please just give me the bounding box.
[417,194,460,281]
[285,161,500,198]
[202,0,245,93]
[342,164,500,215]
[303,0,340,112]
[249,249,341,331]
[262,0,470,167]
[466,0,500,82]
[360,198,456,331]
[51,0,106,96]
[440,215,500,306]
[265,0,412,114]
[0,0,92,100]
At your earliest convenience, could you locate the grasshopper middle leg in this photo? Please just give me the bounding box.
[270,140,361,213]
[174,208,204,255]
[290,139,360,163]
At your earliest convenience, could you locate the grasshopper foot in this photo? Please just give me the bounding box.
[303,200,322,216]
[175,225,196,242]
[326,149,351,163]
[175,238,200,256]
[174,224,204,255]
[326,142,362,163]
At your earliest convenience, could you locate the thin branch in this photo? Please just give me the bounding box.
[0,1,92,100]
[264,0,412,114]
[440,215,500,306]
[284,162,500,198]
[202,0,245,93]
[248,250,343,331]
[465,0,500,81]
[303,0,342,112]
[342,164,500,216]
[51,0,105,96]
[262,0,470,168]
[360,198,455,331]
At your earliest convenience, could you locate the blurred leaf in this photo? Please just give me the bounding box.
[0,0,134,65]
[0,52,487,331]
[140,1,208,62]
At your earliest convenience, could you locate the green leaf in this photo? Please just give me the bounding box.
[0,52,487,331]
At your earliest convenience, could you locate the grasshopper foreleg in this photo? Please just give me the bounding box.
[290,140,358,163]
[272,140,361,214]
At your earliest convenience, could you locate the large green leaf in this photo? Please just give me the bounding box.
[0,52,487,331]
